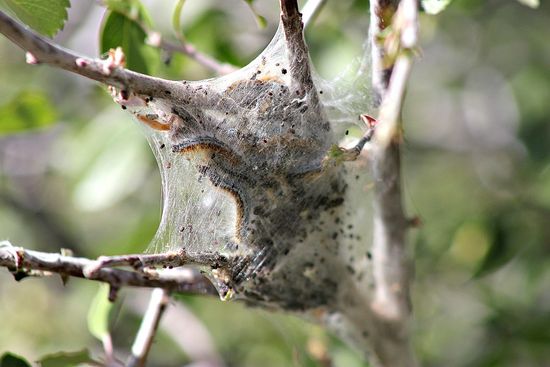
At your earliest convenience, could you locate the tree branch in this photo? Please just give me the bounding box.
[0,242,218,297]
[365,0,418,365]
[0,11,213,105]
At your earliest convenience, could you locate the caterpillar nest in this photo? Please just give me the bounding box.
[110,10,374,316]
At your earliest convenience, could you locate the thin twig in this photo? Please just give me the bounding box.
[128,289,225,366]
[86,251,229,273]
[0,242,218,296]
[127,288,171,367]
[146,31,237,75]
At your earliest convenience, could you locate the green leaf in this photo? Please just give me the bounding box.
[2,0,70,37]
[420,0,453,14]
[103,0,153,26]
[37,350,97,367]
[100,10,157,74]
[0,353,31,367]
[87,284,114,341]
[517,0,539,8]
[0,91,58,135]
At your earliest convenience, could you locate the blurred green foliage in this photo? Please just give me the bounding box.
[87,284,115,343]
[0,91,57,135]
[0,0,549,366]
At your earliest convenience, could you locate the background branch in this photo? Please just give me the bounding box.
[146,31,237,76]
[366,0,418,365]
[127,288,171,367]
[128,289,226,366]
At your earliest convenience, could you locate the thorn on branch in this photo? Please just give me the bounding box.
[11,269,30,281]
[407,216,422,228]
[108,285,120,302]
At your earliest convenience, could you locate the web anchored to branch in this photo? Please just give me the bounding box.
[106,2,376,313]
